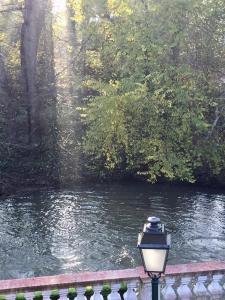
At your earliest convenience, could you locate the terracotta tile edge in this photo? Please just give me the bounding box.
[0,268,140,293]
[1,261,225,293]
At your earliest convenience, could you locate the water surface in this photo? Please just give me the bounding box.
[1,183,225,279]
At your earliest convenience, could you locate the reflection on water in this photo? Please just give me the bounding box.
[0,183,225,279]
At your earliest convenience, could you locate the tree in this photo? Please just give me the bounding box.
[82,0,225,184]
[21,0,46,145]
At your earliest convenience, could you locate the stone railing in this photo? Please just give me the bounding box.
[1,261,225,300]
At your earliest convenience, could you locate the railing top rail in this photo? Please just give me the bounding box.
[136,261,225,280]
[1,261,225,293]
[0,268,140,293]
[166,261,225,276]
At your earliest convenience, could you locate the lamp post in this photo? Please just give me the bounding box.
[137,216,171,300]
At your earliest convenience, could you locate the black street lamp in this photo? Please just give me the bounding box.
[137,216,171,300]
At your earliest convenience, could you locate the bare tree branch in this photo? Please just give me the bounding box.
[208,105,225,137]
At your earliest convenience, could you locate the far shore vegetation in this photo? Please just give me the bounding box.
[1,0,225,193]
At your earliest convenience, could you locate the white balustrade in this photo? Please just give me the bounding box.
[193,275,209,299]
[6,294,16,300]
[59,288,68,300]
[24,292,34,300]
[2,262,225,300]
[124,281,138,300]
[161,277,177,300]
[108,283,121,300]
[76,287,87,300]
[42,290,52,300]
[138,278,151,300]
[208,274,224,300]
[177,277,192,300]
[91,285,104,300]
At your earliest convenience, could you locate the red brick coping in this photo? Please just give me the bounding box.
[1,261,225,293]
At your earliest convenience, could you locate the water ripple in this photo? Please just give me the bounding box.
[0,183,225,279]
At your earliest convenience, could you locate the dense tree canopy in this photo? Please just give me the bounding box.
[79,0,225,184]
[1,0,225,192]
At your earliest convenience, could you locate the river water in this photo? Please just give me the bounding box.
[0,182,225,280]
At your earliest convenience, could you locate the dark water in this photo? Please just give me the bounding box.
[1,183,225,280]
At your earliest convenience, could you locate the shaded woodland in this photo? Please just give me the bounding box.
[1,0,225,193]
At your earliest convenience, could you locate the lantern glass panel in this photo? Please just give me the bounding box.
[141,249,168,273]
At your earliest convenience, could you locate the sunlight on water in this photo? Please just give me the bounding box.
[1,183,225,279]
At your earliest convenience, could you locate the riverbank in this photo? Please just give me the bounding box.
[2,173,225,198]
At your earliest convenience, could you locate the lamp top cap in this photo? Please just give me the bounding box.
[147,216,160,223]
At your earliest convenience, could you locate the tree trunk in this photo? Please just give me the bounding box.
[20,0,45,145]
[0,54,8,104]
[0,53,16,143]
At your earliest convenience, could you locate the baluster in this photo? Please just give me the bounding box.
[108,283,121,300]
[161,277,177,300]
[193,275,208,300]
[24,292,34,300]
[91,285,104,300]
[6,293,16,300]
[42,291,51,300]
[124,281,138,300]
[177,277,192,300]
[208,274,224,300]
[59,289,68,300]
[138,278,151,300]
[76,287,87,300]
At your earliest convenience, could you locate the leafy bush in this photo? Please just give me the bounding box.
[33,291,43,300]
[0,294,6,300]
[85,286,94,299]
[12,282,127,300]
[50,290,60,300]
[67,288,76,300]
[16,293,26,300]
[101,284,111,300]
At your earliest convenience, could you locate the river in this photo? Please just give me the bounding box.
[0,182,225,280]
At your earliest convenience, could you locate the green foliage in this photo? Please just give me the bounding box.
[85,287,94,298]
[16,293,26,300]
[0,295,6,300]
[67,288,76,300]
[1,284,127,300]
[1,0,225,189]
[80,0,225,185]
[50,290,60,300]
[101,284,111,300]
[33,291,43,300]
